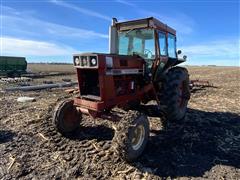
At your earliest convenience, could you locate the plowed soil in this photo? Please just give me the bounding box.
[0,65,239,179]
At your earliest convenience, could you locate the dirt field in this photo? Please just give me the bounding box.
[0,65,239,179]
[27,63,75,73]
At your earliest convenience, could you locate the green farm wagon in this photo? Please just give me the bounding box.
[0,56,27,77]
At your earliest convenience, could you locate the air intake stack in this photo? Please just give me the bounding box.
[109,18,118,54]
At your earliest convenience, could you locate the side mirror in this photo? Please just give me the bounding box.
[177,50,182,55]
[183,55,187,60]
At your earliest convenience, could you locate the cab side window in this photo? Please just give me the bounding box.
[158,32,167,56]
[168,34,176,58]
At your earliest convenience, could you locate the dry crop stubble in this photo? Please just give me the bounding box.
[0,65,239,179]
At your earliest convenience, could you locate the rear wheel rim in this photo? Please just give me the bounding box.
[131,124,145,151]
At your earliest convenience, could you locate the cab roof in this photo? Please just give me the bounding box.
[115,17,176,35]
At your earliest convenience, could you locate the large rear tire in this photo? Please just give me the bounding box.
[53,99,82,135]
[160,67,191,122]
[112,110,149,162]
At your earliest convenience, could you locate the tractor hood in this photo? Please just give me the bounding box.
[73,53,145,71]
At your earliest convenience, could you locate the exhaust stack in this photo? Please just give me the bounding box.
[109,18,118,54]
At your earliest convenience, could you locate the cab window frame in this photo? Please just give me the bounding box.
[167,33,177,58]
[117,28,156,59]
[158,31,167,57]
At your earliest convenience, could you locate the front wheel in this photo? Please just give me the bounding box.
[53,99,82,135]
[112,110,149,162]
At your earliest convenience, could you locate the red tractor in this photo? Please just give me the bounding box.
[53,17,191,161]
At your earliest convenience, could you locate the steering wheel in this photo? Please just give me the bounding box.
[144,49,153,58]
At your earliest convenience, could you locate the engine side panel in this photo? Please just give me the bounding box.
[74,53,155,113]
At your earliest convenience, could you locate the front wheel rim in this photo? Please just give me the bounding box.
[131,124,145,151]
[61,102,79,130]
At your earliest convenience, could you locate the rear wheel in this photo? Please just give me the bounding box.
[53,99,82,135]
[160,67,191,122]
[112,110,149,162]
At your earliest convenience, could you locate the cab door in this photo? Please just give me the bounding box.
[153,31,168,81]
[167,33,177,61]
[158,31,168,64]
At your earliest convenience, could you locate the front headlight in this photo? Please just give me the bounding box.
[75,57,80,65]
[74,55,98,68]
[90,58,97,66]
[82,57,88,66]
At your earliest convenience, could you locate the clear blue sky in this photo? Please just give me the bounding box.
[1,0,239,66]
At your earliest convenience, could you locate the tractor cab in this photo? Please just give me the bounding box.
[118,28,156,70]
[109,17,186,80]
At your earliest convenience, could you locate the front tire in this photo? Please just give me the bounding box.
[53,99,82,135]
[160,67,191,122]
[112,111,149,162]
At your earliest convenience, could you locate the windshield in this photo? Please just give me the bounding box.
[118,29,155,59]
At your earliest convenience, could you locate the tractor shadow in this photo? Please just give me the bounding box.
[0,130,16,144]
[135,106,240,178]
[68,125,114,141]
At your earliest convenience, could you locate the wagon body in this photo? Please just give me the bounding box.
[0,56,27,76]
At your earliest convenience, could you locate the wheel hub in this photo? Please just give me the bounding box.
[131,124,145,151]
[63,107,79,127]
[62,104,81,131]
